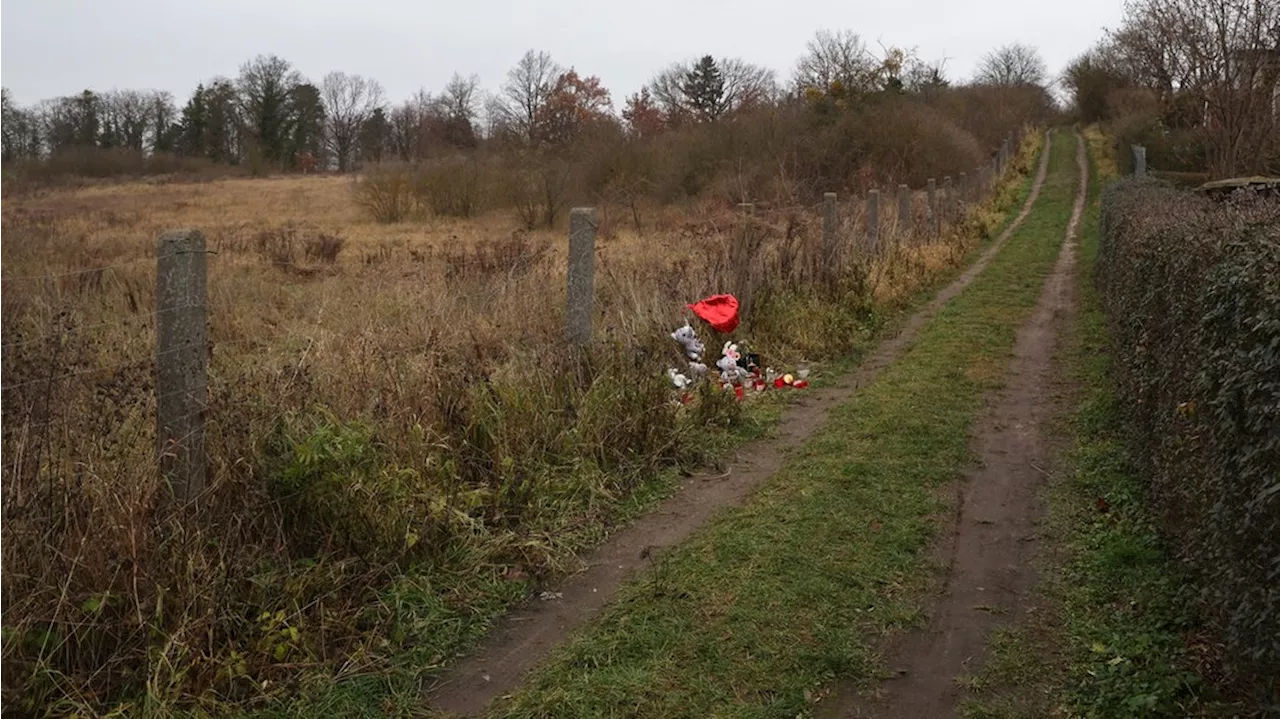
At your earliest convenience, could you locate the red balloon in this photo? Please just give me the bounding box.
[687,294,740,334]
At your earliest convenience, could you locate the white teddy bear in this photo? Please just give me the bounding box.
[717,341,749,385]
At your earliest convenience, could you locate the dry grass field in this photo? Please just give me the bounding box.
[0,132,1037,715]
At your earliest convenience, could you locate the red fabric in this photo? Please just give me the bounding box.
[687,294,740,333]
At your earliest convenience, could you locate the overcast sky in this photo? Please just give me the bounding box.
[2,0,1126,108]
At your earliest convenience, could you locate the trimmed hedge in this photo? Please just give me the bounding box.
[1096,178,1280,696]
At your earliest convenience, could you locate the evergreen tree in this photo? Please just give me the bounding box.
[358,107,390,165]
[287,82,325,168]
[180,80,240,163]
[205,80,240,163]
[149,92,180,154]
[681,56,727,122]
[177,84,209,157]
[73,90,101,147]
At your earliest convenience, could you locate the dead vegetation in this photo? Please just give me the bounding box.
[0,126,1041,716]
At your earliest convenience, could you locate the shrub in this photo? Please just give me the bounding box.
[254,225,298,268]
[1105,109,1208,175]
[413,154,488,218]
[1096,178,1280,697]
[303,233,344,264]
[255,225,345,271]
[354,163,416,222]
[263,413,441,562]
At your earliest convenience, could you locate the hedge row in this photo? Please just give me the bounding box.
[1096,178,1279,694]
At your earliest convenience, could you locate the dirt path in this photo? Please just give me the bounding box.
[830,131,1089,719]
[424,134,1054,717]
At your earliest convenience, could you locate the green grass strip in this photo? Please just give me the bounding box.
[959,134,1246,719]
[493,132,1082,718]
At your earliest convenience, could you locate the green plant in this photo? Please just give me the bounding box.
[264,413,435,562]
[1096,178,1280,698]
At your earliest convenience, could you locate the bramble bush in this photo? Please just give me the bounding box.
[1096,178,1280,701]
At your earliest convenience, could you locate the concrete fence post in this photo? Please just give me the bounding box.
[822,192,838,285]
[897,184,910,236]
[927,178,938,236]
[958,172,968,207]
[1133,145,1147,176]
[866,189,880,250]
[156,229,208,503]
[943,176,953,221]
[566,208,597,345]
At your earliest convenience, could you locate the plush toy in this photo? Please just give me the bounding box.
[717,341,749,385]
[671,322,704,361]
[721,341,741,362]
[688,361,708,377]
[716,353,738,383]
[668,368,691,389]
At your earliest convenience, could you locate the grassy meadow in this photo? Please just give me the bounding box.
[1,132,1038,715]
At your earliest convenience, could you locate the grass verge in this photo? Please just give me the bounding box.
[483,131,1078,718]
[957,130,1249,719]
[245,134,1044,719]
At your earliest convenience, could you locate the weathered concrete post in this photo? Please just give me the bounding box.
[958,172,968,207]
[156,229,208,503]
[822,192,838,285]
[897,184,910,236]
[927,178,939,236]
[566,208,597,345]
[866,189,880,250]
[1133,145,1147,176]
[943,176,953,222]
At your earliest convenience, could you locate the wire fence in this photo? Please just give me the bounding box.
[0,128,1028,501]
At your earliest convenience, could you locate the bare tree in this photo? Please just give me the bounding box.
[1109,0,1280,175]
[441,72,481,125]
[793,30,881,94]
[904,58,951,97]
[647,56,778,122]
[720,58,779,109]
[481,91,512,140]
[388,90,432,161]
[146,91,178,152]
[99,90,151,150]
[501,49,562,142]
[647,63,691,121]
[1108,17,1195,107]
[321,71,384,171]
[0,86,19,159]
[975,43,1049,86]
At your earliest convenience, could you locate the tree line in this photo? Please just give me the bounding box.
[0,34,1051,175]
[1062,0,1279,176]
